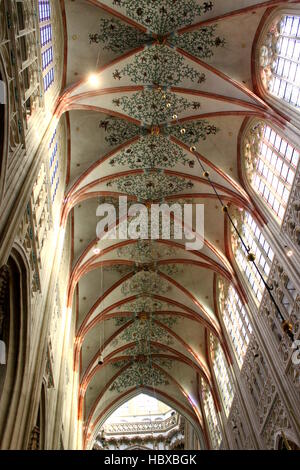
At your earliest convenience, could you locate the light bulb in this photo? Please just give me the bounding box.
[88,74,100,87]
[93,247,101,255]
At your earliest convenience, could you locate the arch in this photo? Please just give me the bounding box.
[0,53,9,203]
[38,0,65,103]
[253,5,300,127]
[217,276,253,369]
[229,208,275,306]
[87,387,205,450]
[274,429,300,450]
[209,333,235,419]
[239,117,299,227]
[126,445,151,450]
[0,245,30,449]
[200,377,223,450]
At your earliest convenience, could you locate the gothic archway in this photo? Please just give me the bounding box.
[0,246,30,449]
[89,388,205,451]
[274,430,300,451]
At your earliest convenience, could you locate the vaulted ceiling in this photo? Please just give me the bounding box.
[59,0,287,448]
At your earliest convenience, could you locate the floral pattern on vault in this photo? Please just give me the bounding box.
[115,45,206,87]
[110,359,171,392]
[117,240,176,263]
[106,171,194,201]
[89,18,152,53]
[112,89,201,124]
[121,271,169,296]
[109,0,214,34]
[109,135,190,170]
[172,25,226,59]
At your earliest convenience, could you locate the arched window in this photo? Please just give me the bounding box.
[0,251,29,444]
[244,122,299,223]
[47,118,67,225]
[218,280,252,368]
[38,1,55,93]
[201,379,222,449]
[49,127,60,204]
[260,15,300,110]
[210,336,234,417]
[231,211,274,305]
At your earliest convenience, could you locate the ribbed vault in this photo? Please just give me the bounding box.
[59,0,289,449]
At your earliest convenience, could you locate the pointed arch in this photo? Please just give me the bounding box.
[0,245,31,449]
[86,386,206,450]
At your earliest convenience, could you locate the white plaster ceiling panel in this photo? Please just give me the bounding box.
[77,268,128,326]
[193,116,245,179]
[201,199,227,254]
[68,110,114,185]
[73,199,100,263]
[65,0,121,86]
[165,267,215,310]
[201,10,267,85]
[169,318,207,364]
[81,323,108,376]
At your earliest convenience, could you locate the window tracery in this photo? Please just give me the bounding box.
[260,15,300,110]
[210,336,234,417]
[244,122,299,223]
[38,1,54,93]
[218,280,252,368]
[48,127,60,204]
[201,379,222,449]
[231,211,274,304]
